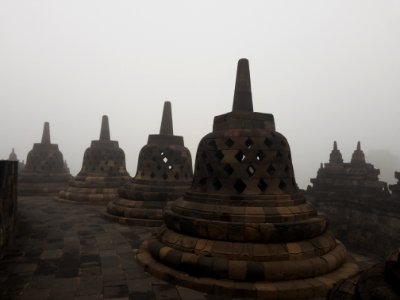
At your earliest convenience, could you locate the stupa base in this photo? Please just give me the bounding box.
[102,210,163,226]
[105,198,165,226]
[58,189,119,204]
[19,182,69,197]
[137,239,359,300]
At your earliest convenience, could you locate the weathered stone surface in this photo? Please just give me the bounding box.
[0,160,18,259]
[329,250,400,299]
[137,59,358,298]
[390,171,400,198]
[19,122,71,196]
[59,116,130,204]
[105,102,193,226]
[307,142,398,258]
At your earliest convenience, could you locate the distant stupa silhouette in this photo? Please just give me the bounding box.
[19,122,71,196]
[59,115,130,203]
[105,101,193,226]
[137,59,358,299]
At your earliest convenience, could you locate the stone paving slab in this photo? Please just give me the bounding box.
[0,197,376,300]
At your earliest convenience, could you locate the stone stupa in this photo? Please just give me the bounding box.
[19,122,71,196]
[137,59,358,299]
[8,148,25,172]
[59,115,130,204]
[105,101,193,226]
[390,172,400,199]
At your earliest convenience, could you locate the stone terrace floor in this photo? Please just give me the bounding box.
[0,197,377,300]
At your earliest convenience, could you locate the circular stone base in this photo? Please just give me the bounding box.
[137,239,359,300]
[101,210,163,227]
[55,197,107,206]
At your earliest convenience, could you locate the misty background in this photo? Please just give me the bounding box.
[1,1,399,189]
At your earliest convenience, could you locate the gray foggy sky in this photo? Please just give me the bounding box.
[1,0,400,188]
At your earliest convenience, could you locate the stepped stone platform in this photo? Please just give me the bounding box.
[59,116,130,204]
[0,196,375,300]
[105,101,193,226]
[19,122,71,196]
[307,142,398,258]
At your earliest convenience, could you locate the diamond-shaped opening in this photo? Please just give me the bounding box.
[235,151,246,163]
[234,179,247,193]
[174,173,180,179]
[215,150,224,160]
[225,138,234,147]
[168,165,173,170]
[247,165,256,177]
[279,179,287,190]
[162,173,168,180]
[267,164,276,176]
[264,138,273,147]
[160,151,164,156]
[150,172,155,178]
[224,164,234,175]
[276,150,283,159]
[245,138,254,149]
[258,179,268,192]
[212,178,222,190]
[163,157,168,164]
[256,150,265,161]
[284,165,290,174]
[157,164,162,170]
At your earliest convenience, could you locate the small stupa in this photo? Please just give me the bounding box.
[19,122,71,196]
[8,148,25,172]
[59,115,130,204]
[137,59,358,299]
[105,101,193,226]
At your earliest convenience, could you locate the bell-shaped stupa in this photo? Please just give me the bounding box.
[8,148,18,161]
[19,122,71,196]
[137,59,358,298]
[59,115,130,203]
[105,101,193,226]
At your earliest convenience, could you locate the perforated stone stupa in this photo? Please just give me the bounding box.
[105,101,193,226]
[19,122,71,196]
[59,116,130,204]
[137,59,358,299]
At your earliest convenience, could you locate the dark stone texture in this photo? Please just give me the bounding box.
[19,122,71,196]
[106,101,193,226]
[59,115,130,204]
[137,59,358,299]
[307,141,397,258]
[0,160,18,259]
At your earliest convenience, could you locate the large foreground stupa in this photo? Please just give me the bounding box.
[19,122,71,196]
[105,101,193,226]
[137,59,358,299]
[59,116,130,204]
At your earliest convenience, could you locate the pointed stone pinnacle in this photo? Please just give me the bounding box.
[357,141,361,151]
[333,141,338,150]
[41,122,51,144]
[159,101,173,135]
[100,115,111,141]
[232,58,253,113]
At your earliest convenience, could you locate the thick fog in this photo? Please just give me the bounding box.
[1,1,399,188]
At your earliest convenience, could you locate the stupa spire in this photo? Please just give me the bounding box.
[99,115,110,141]
[232,58,253,112]
[41,122,51,144]
[357,141,361,151]
[159,101,173,135]
[351,141,366,164]
[334,141,338,150]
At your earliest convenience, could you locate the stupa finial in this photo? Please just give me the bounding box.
[41,122,51,144]
[232,58,253,113]
[99,115,110,141]
[333,141,338,150]
[357,141,361,151]
[159,101,173,135]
